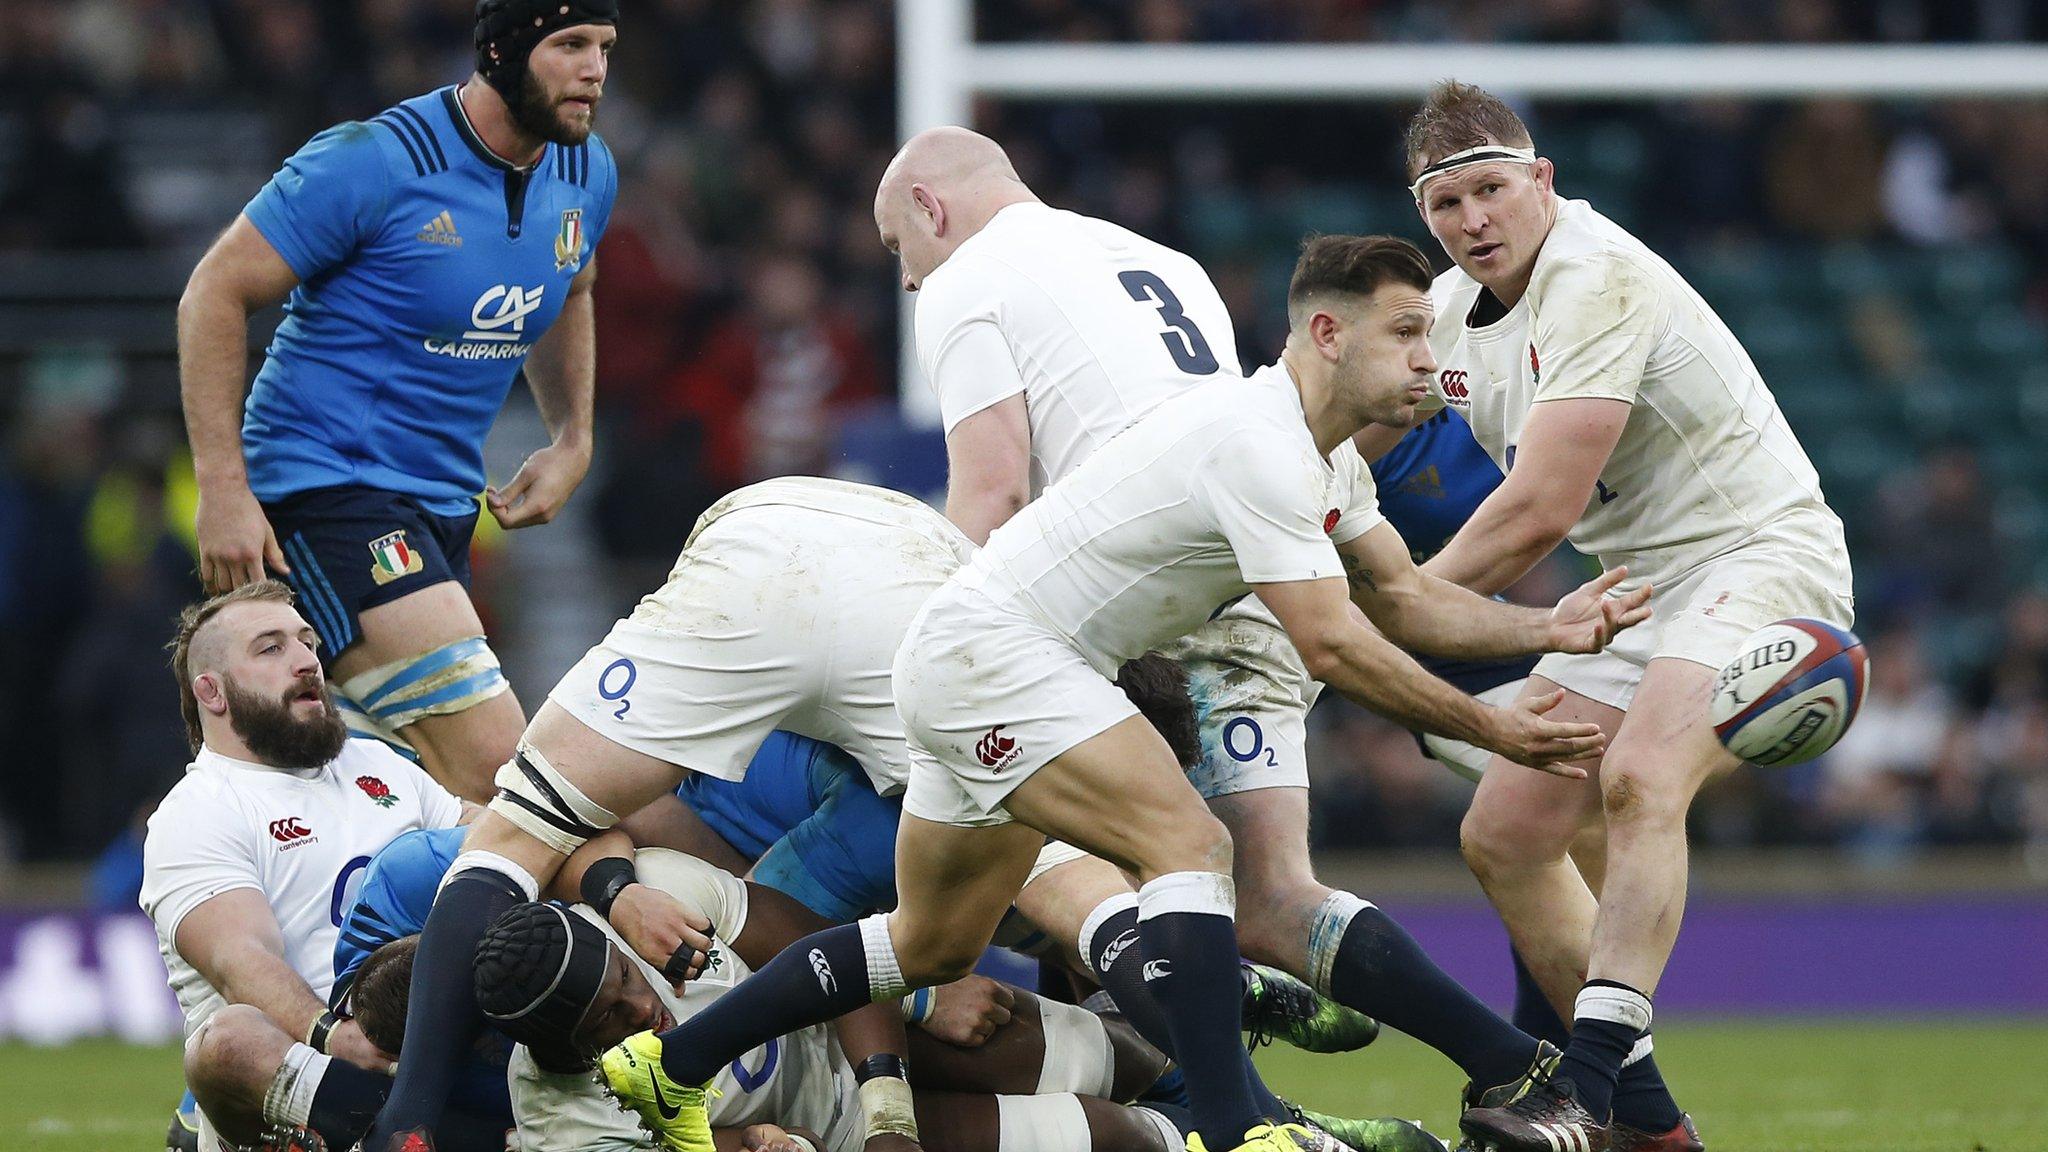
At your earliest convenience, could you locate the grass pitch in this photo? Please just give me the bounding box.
[6,1019,2042,1152]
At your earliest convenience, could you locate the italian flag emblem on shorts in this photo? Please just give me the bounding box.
[369,530,425,586]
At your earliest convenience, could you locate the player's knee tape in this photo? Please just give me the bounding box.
[333,692,419,760]
[996,1094,1091,1152]
[1307,891,1371,997]
[440,850,541,901]
[339,636,509,732]
[1035,998,1117,1098]
[1135,871,1234,920]
[1133,1104,1186,1151]
[487,741,619,856]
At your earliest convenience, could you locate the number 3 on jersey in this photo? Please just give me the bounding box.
[1119,270,1220,375]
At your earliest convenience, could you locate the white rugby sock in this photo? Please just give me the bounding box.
[260,1042,329,1130]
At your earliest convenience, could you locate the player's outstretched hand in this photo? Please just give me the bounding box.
[917,975,1015,1047]
[487,441,591,529]
[1546,566,1653,654]
[1485,689,1603,777]
[741,1123,839,1152]
[608,882,714,991]
[328,1017,397,1076]
[196,481,289,593]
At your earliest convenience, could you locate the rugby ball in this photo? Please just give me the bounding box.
[1709,619,1868,767]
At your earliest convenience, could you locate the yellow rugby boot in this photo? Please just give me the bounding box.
[599,1031,718,1152]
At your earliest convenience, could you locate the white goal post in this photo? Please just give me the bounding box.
[892,0,2048,419]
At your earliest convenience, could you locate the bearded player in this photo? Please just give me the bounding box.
[1402,82,1854,1152]
[178,0,620,801]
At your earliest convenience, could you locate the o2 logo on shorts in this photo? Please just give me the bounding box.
[1221,717,1279,768]
[598,658,636,720]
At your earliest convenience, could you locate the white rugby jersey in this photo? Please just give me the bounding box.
[916,201,1242,498]
[509,854,860,1152]
[1425,197,1848,589]
[958,361,1384,676]
[140,740,463,1035]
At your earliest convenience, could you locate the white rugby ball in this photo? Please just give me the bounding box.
[1709,618,1868,767]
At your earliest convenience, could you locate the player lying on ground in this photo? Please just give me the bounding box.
[587,234,1649,1152]
[878,128,1637,1147]
[1399,81,1856,1152]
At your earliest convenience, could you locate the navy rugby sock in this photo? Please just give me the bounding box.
[1086,902,1289,1121]
[1326,901,1539,1090]
[1554,979,1653,1121]
[305,1058,387,1149]
[1132,874,1266,1149]
[363,867,526,1147]
[1610,1037,1684,1133]
[659,920,883,1087]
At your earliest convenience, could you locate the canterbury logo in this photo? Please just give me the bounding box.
[809,948,837,995]
[1141,958,1172,982]
[416,210,462,247]
[1096,929,1139,973]
[974,725,1020,770]
[1439,368,1470,400]
[268,817,312,843]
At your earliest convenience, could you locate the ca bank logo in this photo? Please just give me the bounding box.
[465,284,546,342]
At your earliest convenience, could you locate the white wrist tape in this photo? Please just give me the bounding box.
[859,1076,919,1140]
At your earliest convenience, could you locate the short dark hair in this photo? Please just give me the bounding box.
[1286,234,1435,327]
[166,580,299,755]
[1115,652,1201,770]
[1403,80,1534,180]
[349,935,419,1055]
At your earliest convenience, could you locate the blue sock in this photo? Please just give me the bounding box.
[1135,875,1266,1149]
[659,919,887,1086]
[307,1059,388,1150]
[1554,980,1652,1122]
[1611,1034,1684,1133]
[1086,902,1288,1121]
[1325,899,1538,1089]
[363,866,526,1148]
[1509,946,1570,1047]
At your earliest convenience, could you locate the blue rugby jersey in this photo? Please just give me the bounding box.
[330,825,464,1002]
[242,86,616,516]
[1370,408,1507,563]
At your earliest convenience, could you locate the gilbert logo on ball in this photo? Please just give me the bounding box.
[1709,618,1868,767]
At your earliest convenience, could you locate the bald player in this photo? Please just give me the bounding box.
[876,126,1240,546]
[874,127,1594,1148]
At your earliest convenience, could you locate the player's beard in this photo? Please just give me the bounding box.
[223,674,348,770]
[512,69,594,147]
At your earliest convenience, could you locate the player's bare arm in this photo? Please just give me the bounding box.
[942,393,1031,546]
[1339,520,1650,658]
[1422,395,1630,596]
[491,256,598,530]
[180,215,301,591]
[176,888,394,1074]
[552,829,713,985]
[1254,575,1602,774]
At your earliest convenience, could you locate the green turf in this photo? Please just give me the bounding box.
[5,1020,2044,1152]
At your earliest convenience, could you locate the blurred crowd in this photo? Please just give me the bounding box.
[1,0,2046,874]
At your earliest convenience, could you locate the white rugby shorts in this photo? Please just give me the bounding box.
[549,502,959,796]
[1537,523,1855,712]
[1163,607,1321,799]
[895,583,1138,828]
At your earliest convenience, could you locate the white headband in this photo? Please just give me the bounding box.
[1409,144,1538,202]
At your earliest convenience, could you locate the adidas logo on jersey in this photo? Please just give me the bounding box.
[416,211,463,247]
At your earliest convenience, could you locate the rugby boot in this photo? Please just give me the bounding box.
[1188,1122,1343,1152]
[1458,1040,1563,1114]
[1242,962,1380,1053]
[1605,1112,1703,1152]
[165,1108,201,1152]
[1457,1074,1607,1152]
[599,1031,718,1152]
[1290,1102,1450,1152]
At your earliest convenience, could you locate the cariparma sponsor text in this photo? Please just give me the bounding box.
[422,337,533,359]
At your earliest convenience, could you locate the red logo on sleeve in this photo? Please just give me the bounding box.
[1323,509,1341,534]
